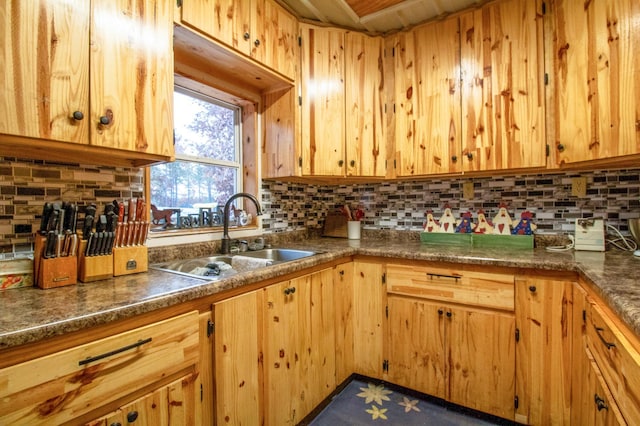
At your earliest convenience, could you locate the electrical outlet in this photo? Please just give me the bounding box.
[463,182,474,199]
[572,177,587,198]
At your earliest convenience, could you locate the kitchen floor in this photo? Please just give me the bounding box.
[301,377,516,426]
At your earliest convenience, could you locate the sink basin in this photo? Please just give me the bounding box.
[150,248,318,279]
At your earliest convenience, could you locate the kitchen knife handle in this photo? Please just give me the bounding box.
[135,198,145,221]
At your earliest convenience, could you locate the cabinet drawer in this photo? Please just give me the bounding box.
[586,302,640,424]
[0,311,200,425]
[386,263,514,310]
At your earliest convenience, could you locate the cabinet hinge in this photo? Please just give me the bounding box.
[173,130,176,146]
[298,95,302,106]
[544,73,549,85]
[514,395,519,409]
[382,272,386,284]
[393,104,396,113]
[542,2,546,14]
[545,144,550,157]
[383,359,389,372]
[207,319,214,337]
[298,36,302,47]
[392,47,395,57]
[394,159,397,169]
[298,156,302,167]
[386,305,389,318]
[515,328,520,342]
[384,104,387,114]
[583,309,587,323]
[201,383,204,402]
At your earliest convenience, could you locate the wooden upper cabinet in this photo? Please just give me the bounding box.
[179,0,297,80]
[300,25,346,176]
[344,32,386,177]
[0,0,174,166]
[91,0,174,157]
[0,0,90,145]
[393,17,462,177]
[460,0,546,172]
[554,0,640,165]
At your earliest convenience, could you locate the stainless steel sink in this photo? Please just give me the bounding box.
[151,248,318,279]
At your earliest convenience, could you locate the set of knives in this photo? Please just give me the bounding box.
[39,202,79,258]
[83,198,149,256]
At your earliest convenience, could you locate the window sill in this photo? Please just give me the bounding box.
[146,224,261,248]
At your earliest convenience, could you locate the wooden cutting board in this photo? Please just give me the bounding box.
[323,213,348,238]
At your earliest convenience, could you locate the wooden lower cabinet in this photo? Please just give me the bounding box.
[386,296,515,420]
[213,291,261,425]
[515,276,573,425]
[89,373,200,426]
[263,268,336,425]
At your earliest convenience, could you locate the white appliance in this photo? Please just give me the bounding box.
[574,219,605,251]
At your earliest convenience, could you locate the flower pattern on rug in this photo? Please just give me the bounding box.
[357,383,393,405]
[399,396,421,413]
[366,405,389,420]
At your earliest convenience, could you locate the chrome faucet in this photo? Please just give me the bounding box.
[221,192,263,254]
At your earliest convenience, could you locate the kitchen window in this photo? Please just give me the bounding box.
[149,87,242,231]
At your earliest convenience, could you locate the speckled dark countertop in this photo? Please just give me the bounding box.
[1,236,639,351]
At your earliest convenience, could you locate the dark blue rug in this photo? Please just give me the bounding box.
[307,379,510,425]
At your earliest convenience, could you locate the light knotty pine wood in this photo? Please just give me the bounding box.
[214,292,262,425]
[262,268,335,425]
[333,262,355,384]
[352,260,385,378]
[386,262,515,311]
[460,0,546,172]
[90,0,174,157]
[515,277,573,425]
[344,32,386,177]
[393,17,462,177]
[262,87,299,178]
[252,0,298,81]
[553,0,640,165]
[198,312,213,426]
[386,296,447,398]
[0,311,199,425]
[300,24,346,176]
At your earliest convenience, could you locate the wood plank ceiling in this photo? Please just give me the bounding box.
[276,0,486,34]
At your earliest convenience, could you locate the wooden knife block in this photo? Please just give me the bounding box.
[78,240,113,282]
[34,235,78,289]
[113,246,148,276]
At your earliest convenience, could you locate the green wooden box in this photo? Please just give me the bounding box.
[420,232,534,249]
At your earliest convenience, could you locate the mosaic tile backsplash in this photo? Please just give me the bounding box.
[2,156,640,254]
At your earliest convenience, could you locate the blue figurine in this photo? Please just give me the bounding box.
[512,211,537,235]
[455,211,475,234]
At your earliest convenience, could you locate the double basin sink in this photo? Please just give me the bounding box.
[151,248,318,280]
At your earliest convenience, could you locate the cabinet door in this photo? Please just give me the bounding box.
[394,17,462,177]
[252,0,297,80]
[460,0,546,172]
[448,306,515,420]
[554,0,640,164]
[387,297,446,398]
[214,292,261,425]
[180,0,251,55]
[0,0,89,144]
[344,32,386,177]
[352,260,385,378]
[263,268,335,425]
[91,0,174,156]
[515,278,573,425]
[334,262,355,384]
[300,25,345,176]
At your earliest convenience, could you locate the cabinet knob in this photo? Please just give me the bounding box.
[350,160,355,167]
[72,111,84,121]
[466,152,473,160]
[99,116,111,125]
[284,287,296,295]
[254,39,260,47]
[438,309,444,316]
[110,423,122,426]
[446,311,452,318]
[594,394,608,411]
[339,270,345,276]
[451,155,458,163]
[126,411,139,422]
[557,144,565,152]
[244,32,250,40]
[338,160,344,167]
[529,285,537,293]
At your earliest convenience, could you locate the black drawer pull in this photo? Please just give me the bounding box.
[427,272,462,282]
[79,337,153,366]
[594,325,616,349]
